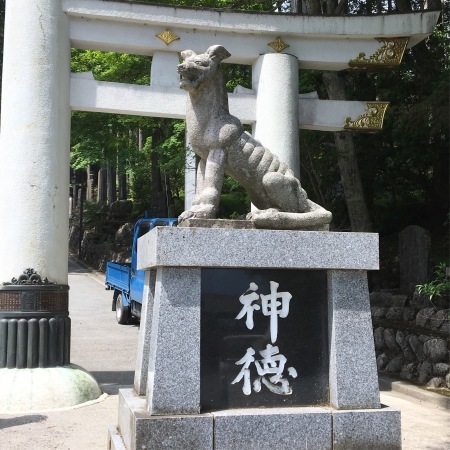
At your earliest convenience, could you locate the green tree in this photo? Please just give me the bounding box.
[296,0,447,233]
[70,48,187,215]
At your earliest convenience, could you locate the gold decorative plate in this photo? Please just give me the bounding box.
[156,30,180,46]
[267,37,290,53]
[349,37,409,69]
[344,102,389,132]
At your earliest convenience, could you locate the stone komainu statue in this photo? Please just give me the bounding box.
[177,45,331,229]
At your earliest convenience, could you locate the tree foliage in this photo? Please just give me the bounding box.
[295,0,448,235]
[70,48,187,215]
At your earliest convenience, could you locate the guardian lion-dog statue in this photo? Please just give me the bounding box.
[177,45,331,229]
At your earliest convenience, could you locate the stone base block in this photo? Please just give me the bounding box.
[213,407,332,450]
[332,406,401,450]
[115,389,401,450]
[108,425,126,450]
[117,389,213,450]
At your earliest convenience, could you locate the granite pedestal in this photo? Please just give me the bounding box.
[109,227,401,450]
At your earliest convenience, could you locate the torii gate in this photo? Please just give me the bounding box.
[0,0,440,411]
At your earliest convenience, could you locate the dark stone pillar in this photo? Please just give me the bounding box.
[399,225,431,295]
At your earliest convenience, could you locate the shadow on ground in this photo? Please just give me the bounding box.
[0,415,47,429]
[378,377,393,391]
[91,371,135,395]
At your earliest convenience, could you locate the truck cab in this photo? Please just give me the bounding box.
[105,217,177,324]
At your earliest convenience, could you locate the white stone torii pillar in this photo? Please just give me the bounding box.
[0,0,101,413]
[0,0,71,284]
[252,53,300,179]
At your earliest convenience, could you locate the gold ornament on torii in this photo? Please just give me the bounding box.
[344,102,389,132]
[156,30,181,46]
[349,37,409,69]
[267,37,290,53]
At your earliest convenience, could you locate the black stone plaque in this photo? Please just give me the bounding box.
[201,268,329,412]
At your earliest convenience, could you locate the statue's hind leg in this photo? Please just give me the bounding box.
[262,172,309,213]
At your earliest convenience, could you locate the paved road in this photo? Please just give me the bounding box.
[0,258,449,449]
[380,388,450,450]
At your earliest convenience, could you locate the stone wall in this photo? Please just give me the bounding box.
[371,290,449,389]
[69,200,134,271]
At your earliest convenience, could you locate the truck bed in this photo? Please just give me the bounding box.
[105,261,131,293]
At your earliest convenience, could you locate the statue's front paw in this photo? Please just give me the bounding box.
[178,210,195,222]
[178,204,216,222]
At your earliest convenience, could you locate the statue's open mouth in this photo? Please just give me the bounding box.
[178,70,192,81]
[179,74,189,87]
[178,70,198,90]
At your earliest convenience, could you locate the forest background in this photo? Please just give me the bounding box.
[0,0,448,284]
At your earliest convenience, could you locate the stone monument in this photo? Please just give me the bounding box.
[177,45,332,230]
[108,47,400,450]
[111,229,400,449]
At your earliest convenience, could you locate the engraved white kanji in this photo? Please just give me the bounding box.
[253,344,297,395]
[235,281,292,343]
[235,282,260,330]
[231,347,255,395]
[260,281,292,343]
[232,345,297,396]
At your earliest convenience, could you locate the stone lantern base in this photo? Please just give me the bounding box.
[0,365,104,413]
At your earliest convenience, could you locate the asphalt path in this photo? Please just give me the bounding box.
[0,257,449,449]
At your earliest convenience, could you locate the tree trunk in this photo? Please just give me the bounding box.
[86,164,93,201]
[161,170,175,217]
[304,0,321,14]
[107,163,116,205]
[72,184,78,208]
[118,173,127,200]
[138,128,144,152]
[150,151,166,217]
[334,131,373,231]
[290,0,300,13]
[97,168,107,203]
[322,71,373,231]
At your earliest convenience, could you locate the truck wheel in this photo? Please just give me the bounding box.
[115,294,130,325]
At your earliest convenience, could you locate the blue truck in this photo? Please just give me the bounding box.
[105,217,178,324]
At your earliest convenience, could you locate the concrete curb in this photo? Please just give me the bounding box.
[379,376,450,410]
